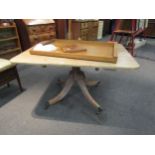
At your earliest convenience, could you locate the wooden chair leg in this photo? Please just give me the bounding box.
[131,35,135,56]
[119,34,124,43]
[125,36,129,46]
[14,67,23,92]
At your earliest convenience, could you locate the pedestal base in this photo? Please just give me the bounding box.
[45,67,103,114]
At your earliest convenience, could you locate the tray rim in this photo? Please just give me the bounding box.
[30,39,118,63]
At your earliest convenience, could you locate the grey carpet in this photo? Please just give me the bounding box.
[0,85,22,107]
[0,38,155,134]
[136,38,155,61]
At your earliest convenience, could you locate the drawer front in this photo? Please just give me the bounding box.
[80,29,88,36]
[93,21,99,27]
[44,24,55,32]
[88,21,98,28]
[80,22,88,29]
[80,35,87,40]
[27,26,41,35]
[29,33,56,45]
[27,24,55,35]
[87,35,97,40]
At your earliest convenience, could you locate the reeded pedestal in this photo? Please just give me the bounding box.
[45,67,103,114]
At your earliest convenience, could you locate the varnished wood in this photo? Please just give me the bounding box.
[15,19,56,50]
[30,39,118,63]
[71,20,99,40]
[110,19,147,56]
[67,20,72,39]
[55,19,67,39]
[23,19,55,25]
[144,20,155,38]
[48,73,74,105]
[0,22,22,59]
[76,70,101,109]
[0,65,23,92]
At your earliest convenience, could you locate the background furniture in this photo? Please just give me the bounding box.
[144,19,155,38]
[71,20,99,40]
[0,59,23,92]
[0,22,22,59]
[15,19,56,51]
[55,19,67,39]
[110,19,148,56]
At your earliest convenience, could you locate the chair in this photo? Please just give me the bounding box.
[110,19,147,56]
[0,58,23,92]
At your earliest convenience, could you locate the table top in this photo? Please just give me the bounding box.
[10,41,139,69]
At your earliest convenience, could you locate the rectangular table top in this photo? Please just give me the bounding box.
[10,41,139,69]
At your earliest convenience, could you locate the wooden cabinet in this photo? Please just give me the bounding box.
[71,20,99,41]
[144,19,155,37]
[0,22,22,59]
[15,19,56,51]
[23,19,56,46]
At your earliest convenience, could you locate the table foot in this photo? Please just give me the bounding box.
[96,107,103,115]
[85,80,100,87]
[44,102,50,110]
[47,67,102,112]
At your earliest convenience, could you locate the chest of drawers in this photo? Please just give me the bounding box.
[71,20,99,41]
[23,19,56,46]
[15,19,56,51]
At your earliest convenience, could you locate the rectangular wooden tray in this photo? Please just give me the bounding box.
[30,39,118,63]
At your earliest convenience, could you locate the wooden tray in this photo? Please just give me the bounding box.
[30,39,118,63]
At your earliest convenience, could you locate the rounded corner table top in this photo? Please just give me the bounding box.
[0,58,15,72]
[10,43,140,70]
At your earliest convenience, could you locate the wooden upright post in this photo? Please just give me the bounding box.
[67,19,72,39]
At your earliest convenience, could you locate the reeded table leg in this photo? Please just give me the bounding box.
[48,74,74,104]
[46,67,102,114]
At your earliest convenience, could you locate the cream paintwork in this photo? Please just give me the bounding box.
[0,59,15,72]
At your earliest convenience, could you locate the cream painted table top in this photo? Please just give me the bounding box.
[10,43,139,69]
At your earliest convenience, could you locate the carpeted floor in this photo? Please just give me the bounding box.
[0,38,155,134]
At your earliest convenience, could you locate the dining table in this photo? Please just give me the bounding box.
[10,39,139,114]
